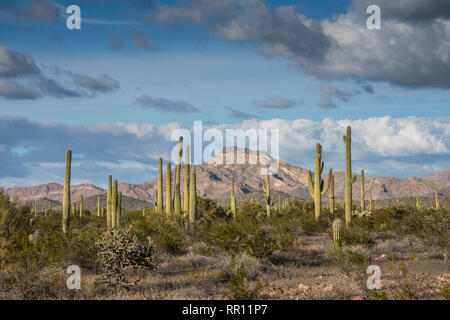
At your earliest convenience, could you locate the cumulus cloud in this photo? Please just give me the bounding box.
[148,0,450,88]
[253,97,296,109]
[0,116,448,187]
[135,94,200,112]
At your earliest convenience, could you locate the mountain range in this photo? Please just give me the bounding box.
[4,148,450,209]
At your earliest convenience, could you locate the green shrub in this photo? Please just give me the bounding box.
[245,229,278,260]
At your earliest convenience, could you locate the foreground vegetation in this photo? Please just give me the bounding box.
[0,189,448,300]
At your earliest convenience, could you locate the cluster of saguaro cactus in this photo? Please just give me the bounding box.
[360,169,365,211]
[329,174,335,216]
[105,175,122,229]
[332,219,343,249]
[231,177,236,218]
[262,174,273,217]
[308,143,332,220]
[62,149,71,233]
[343,126,357,225]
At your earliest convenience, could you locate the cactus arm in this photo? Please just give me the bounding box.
[343,136,347,144]
[307,170,315,198]
[352,174,357,184]
[321,168,333,195]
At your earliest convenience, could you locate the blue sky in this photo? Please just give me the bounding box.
[0,0,449,187]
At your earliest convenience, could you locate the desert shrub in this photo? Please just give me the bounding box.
[96,227,155,288]
[237,202,266,219]
[131,212,186,256]
[244,229,278,260]
[189,241,218,256]
[196,197,229,224]
[226,256,262,300]
[298,214,330,235]
[440,284,450,300]
[340,226,375,247]
[203,222,245,255]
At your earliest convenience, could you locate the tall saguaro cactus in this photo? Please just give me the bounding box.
[157,158,164,214]
[97,196,101,217]
[369,190,373,212]
[343,126,357,225]
[107,175,112,230]
[174,136,183,216]
[184,145,190,214]
[329,174,335,216]
[231,177,237,219]
[112,179,118,229]
[435,191,440,209]
[189,167,196,227]
[117,192,122,227]
[62,149,71,233]
[262,174,273,217]
[308,143,332,220]
[360,169,365,212]
[79,195,83,217]
[166,162,172,216]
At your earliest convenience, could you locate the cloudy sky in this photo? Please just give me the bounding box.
[0,0,449,188]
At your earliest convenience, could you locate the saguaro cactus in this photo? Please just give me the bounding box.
[107,175,112,230]
[329,174,335,216]
[343,126,357,225]
[117,192,122,227]
[360,169,365,212]
[416,195,421,210]
[332,219,344,249]
[112,179,118,229]
[166,162,172,216]
[62,149,71,233]
[189,167,196,227]
[157,158,164,214]
[369,190,373,212]
[79,195,83,217]
[262,174,273,217]
[231,177,237,218]
[97,196,101,217]
[174,137,183,216]
[308,143,332,220]
[184,145,190,213]
[435,191,440,209]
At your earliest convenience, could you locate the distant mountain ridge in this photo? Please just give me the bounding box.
[4,148,450,207]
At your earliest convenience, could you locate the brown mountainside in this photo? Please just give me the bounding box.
[5,148,450,207]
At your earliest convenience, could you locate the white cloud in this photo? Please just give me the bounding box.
[0,116,448,187]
